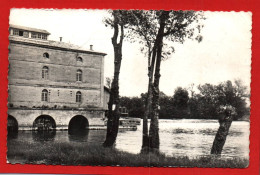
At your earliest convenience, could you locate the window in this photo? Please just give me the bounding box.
[31,32,37,38]
[23,31,29,38]
[19,31,24,36]
[41,89,48,102]
[42,66,49,79]
[12,29,29,38]
[42,34,47,40]
[77,57,83,62]
[13,29,19,36]
[76,69,82,82]
[43,52,49,58]
[76,91,82,103]
[37,33,42,39]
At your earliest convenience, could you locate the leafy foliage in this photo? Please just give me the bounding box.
[120,96,145,118]
[119,80,249,120]
[172,87,189,118]
[125,10,205,61]
[189,80,249,120]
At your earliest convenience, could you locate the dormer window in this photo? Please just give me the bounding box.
[12,29,29,38]
[37,33,41,39]
[13,29,19,36]
[10,25,49,40]
[42,34,47,40]
[77,57,83,62]
[31,32,37,39]
[19,31,23,36]
[23,31,29,38]
[43,52,49,59]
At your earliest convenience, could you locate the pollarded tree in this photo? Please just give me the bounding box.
[127,10,204,152]
[211,80,249,155]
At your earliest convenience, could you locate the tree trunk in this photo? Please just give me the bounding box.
[141,68,153,151]
[103,12,124,147]
[148,11,169,151]
[142,39,157,152]
[211,112,234,155]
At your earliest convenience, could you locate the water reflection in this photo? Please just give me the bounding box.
[32,130,56,141]
[7,131,18,140]
[68,129,89,142]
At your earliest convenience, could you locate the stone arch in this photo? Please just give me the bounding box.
[7,115,18,132]
[68,115,89,134]
[33,115,56,131]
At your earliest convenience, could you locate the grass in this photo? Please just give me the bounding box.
[7,140,249,167]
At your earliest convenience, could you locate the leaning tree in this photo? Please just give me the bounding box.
[211,80,249,155]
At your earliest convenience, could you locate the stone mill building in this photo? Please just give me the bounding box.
[8,24,109,132]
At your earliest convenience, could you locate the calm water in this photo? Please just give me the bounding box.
[8,119,249,159]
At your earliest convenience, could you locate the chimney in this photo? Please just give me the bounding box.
[59,37,62,42]
[90,45,93,51]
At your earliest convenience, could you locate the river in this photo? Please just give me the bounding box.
[7,119,249,159]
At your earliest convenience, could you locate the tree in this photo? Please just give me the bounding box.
[210,80,249,155]
[195,80,249,120]
[197,83,220,119]
[159,94,174,119]
[172,87,189,118]
[211,105,237,155]
[126,10,204,152]
[119,96,145,117]
[103,10,130,147]
[126,10,158,150]
[230,79,250,120]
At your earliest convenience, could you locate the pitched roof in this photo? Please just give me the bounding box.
[9,35,107,56]
[9,24,51,35]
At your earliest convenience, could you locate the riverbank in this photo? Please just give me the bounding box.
[7,140,248,167]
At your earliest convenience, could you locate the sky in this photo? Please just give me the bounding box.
[9,9,252,97]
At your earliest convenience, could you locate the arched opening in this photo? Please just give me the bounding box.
[41,89,48,101]
[68,115,89,135]
[7,115,18,132]
[76,91,82,103]
[42,66,49,79]
[33,115,56,131]
[77,57,83,62]
[7,115,18,139]
[76,69,82,82]
[43,52,49,58]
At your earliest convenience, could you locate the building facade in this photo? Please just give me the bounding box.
[8,24,107,131]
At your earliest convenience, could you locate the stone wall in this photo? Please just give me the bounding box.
[103,88,110,110]
[8,41,105,109]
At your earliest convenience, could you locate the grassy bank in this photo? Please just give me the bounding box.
[7,140,248,167]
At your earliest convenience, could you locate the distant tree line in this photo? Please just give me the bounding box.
[119,80,250,121]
